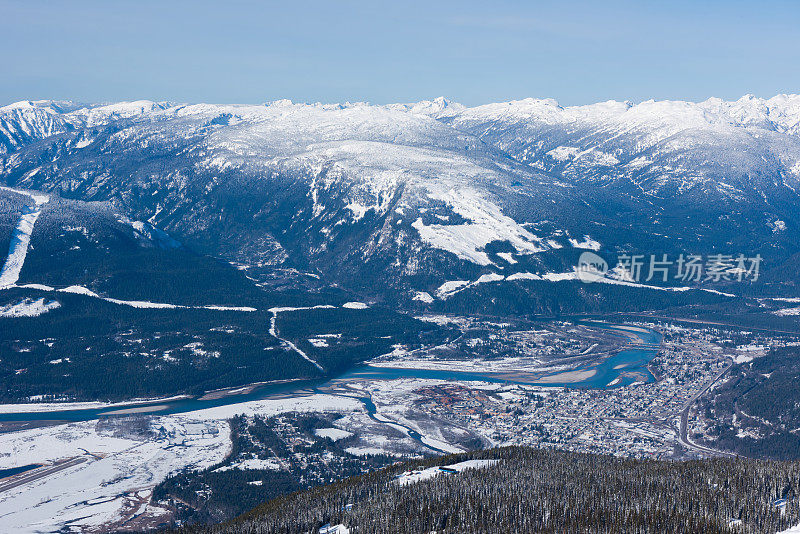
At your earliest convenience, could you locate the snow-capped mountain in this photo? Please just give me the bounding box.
[445,95,800,198]
[1,95,799,307]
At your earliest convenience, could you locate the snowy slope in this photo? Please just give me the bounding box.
[0,186,49,287]
[446,94,800,198]
[0,99,574,289]
[0,101,79,154]
[1,95,799,304]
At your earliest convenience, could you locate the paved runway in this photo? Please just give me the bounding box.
[0,456,86,494]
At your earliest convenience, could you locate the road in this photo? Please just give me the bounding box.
[619,359,737,457]
[675,362,737,458]
[0,456,87,494]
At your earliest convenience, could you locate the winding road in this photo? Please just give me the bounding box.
[675,361,737,458]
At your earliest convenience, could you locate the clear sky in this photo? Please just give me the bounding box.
[2,0,799,107]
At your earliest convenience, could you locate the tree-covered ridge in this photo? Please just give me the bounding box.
[182,446,800,534]
[696,345,800,460]
[0,289,444,402]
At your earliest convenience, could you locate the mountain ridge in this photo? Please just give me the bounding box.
[2,94,799,309]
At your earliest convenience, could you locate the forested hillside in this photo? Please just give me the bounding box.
[176,446,800,534]
[696,345,800,460]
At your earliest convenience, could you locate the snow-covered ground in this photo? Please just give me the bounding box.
[0,393,363,532]
[434,269,738,299]
[368,354,548,374]
[0,187,49,288]
[319,524,350,534]
[56,285,257,311]
[0,297,60,317]
[394,459,499,486]
[411,187,547,266]
[216,457,282,471]
[0,397,191,414]
[314,427,353,441]
[0,417,230,533]
[2,284,257,313]
[342,301,369,309]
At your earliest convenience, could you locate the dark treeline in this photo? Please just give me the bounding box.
[17,196,327,309]
[174,446,800,534]
[276,306,451,374]
[430,277,728,317]
[0,289,444,402]
[699,345,800,460]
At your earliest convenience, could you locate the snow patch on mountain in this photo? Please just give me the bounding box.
[342,301,369,309]
[435,272,505,298]
[412,291,434,303]
[506,272,542,281]
[773,306,800,316]
[412,188,546,265]
[0,298,60,317]
[0,187,50,288]
[568,235,601,250]
[435,280,470,299]
[546,146,579,161]
[770,220,787,232]
[59,285,99,297]
[440,268,740,299]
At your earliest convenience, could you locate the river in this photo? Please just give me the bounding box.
[0,321,660,424]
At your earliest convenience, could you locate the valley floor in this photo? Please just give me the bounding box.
[2,317,795,531]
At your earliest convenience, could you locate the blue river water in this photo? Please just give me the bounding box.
[337,321,661,389]
[0,464,42,478]
[0,321,660,424]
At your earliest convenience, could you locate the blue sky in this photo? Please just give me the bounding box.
[2,0,799,107]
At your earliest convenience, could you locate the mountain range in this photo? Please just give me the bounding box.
[2,95,800,400]
[2,95,799,309]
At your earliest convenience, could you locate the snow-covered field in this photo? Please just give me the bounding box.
[314,427,353,441]
[0,417,230,533]
[0,393,363,533]
[394,459,499,486]
[0,395,194,414]
[0,297,60,317]
[368,354,549,374]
